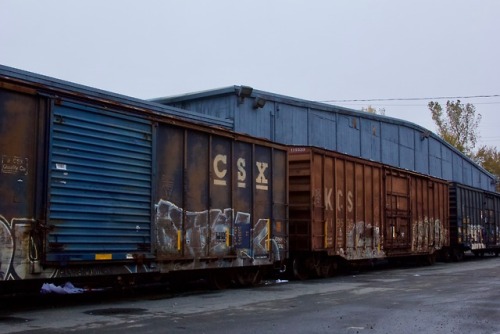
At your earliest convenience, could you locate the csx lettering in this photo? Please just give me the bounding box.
[256,162,268,191]
[237,158,246,188]
[212,155,268,191]
[213,154,227,186]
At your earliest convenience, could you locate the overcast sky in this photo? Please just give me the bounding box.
[1,0,498,149]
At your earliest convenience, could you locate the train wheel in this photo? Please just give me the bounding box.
[209,272,231,290]
[235,269,262,287]
[473,250,485,257]
[316,263,330,278]
[315,259,337,278]
[292,258,310,280]
[440,249,452,262]
[453,249,464,261]
[423,253,436,265]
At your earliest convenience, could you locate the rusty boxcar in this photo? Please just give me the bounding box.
[0,65,288,293]
[448,182,500,260]
[288,146,449,279]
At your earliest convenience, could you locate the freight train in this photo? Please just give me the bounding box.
[448,183,500,260]
[0,65,288,293]
[288,146,450,279]
[1,65,499,294]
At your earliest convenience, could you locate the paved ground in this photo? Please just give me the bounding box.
[1,257,499,334]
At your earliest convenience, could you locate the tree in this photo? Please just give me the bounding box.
[362,105,386,115]
[428,100,481,157]
[429,100,499,191]
[474,145,500,192]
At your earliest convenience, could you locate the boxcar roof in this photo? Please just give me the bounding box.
[0,64,232,128]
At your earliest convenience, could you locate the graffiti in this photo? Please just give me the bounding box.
[411,217,447,252]
[155,199,233,257]
[0,215,47,281]
[465,220,486,250]
[155,199,183,254]
[341,217,448,260]
[345,220,383,259]
[459,215,500,250]
[0,200,283,283]
[233,212,251,250]
[252,218,269,258]
[155,200,276,260]
[0,216,13,280]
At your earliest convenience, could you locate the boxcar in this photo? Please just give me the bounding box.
[448,182,500,260]
[288,146,449,278]
[0,66,288,293]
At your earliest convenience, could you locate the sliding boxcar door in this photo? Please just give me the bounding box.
[46,101,153,262]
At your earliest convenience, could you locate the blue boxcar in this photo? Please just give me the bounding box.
[0,65,288,292]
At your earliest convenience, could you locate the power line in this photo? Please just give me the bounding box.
[320,94,500,103]
[335,101,500,107]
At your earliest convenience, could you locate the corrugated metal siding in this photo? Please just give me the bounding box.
[310,112,337,149]
[381,123,398,166]
[414,131,430,175]
[428,138,442,178]
[472,167,481,188]
[481,173,491,190]
[46,101,153,262]
[238,103,272,140]
[399,127,415,170]
[442,146,453,180]
[337,115,361,156]
[360,118,381,161]
[275,104,308,145]
[462,160,472,185]
[452,152,463,183]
